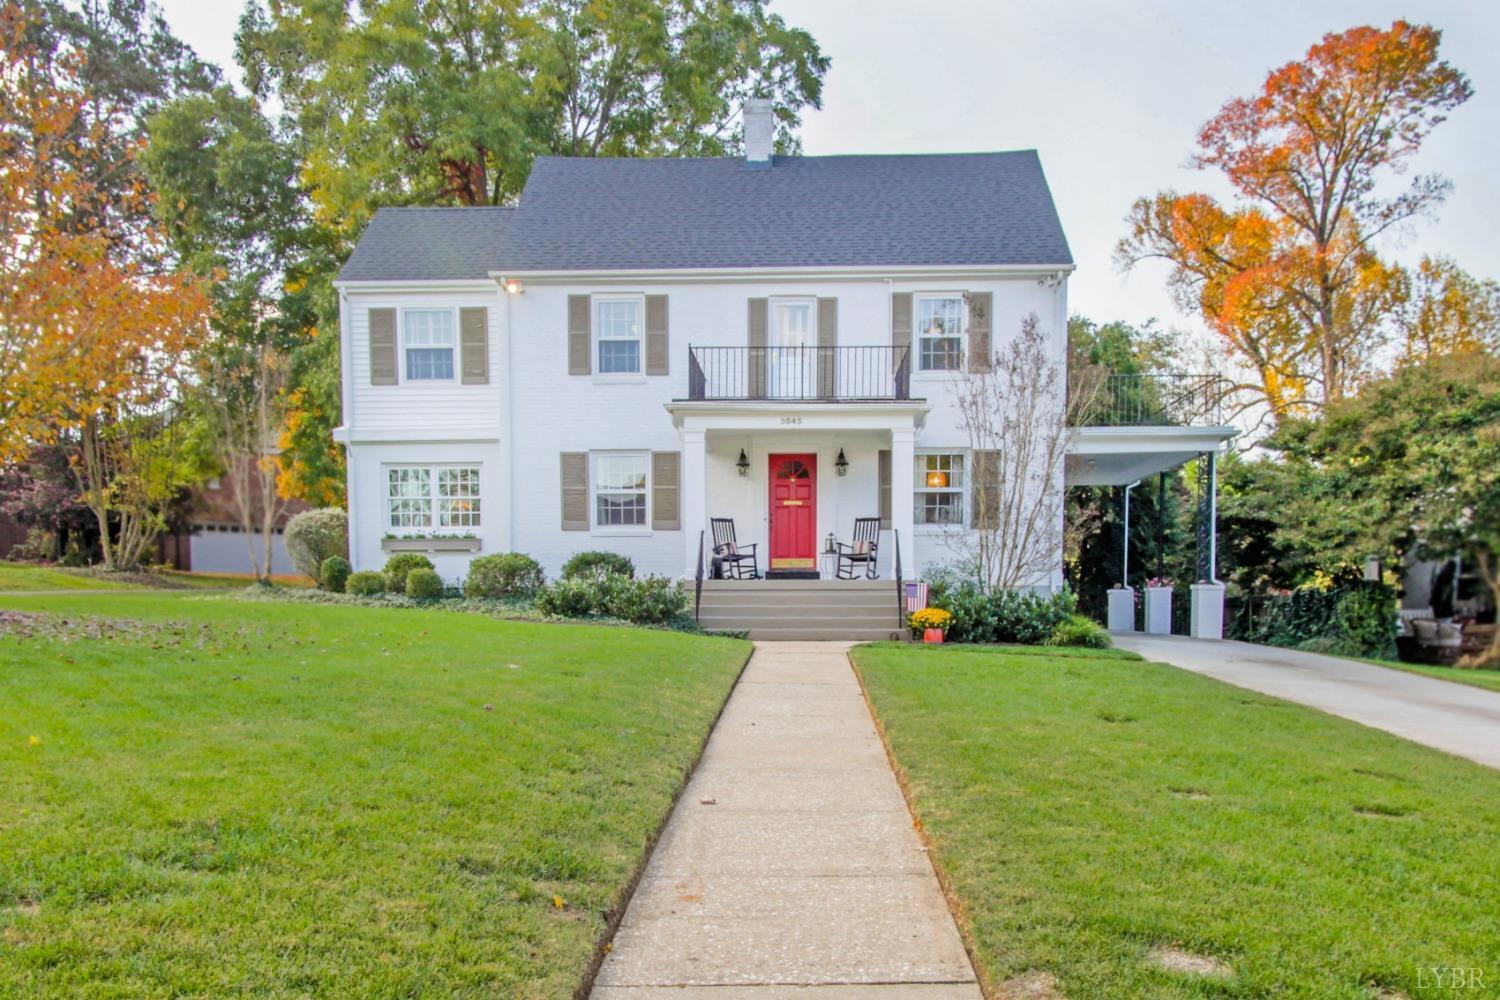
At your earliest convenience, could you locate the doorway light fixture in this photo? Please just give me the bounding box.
[834,448,849,477]
[503,278,524,295]
[736,448,750,477]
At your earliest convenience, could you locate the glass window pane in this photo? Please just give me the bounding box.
[594,454,648,526]
[599,339,640,374]
[406,347,454,380]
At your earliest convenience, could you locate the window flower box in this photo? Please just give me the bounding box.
[381,537,481,553]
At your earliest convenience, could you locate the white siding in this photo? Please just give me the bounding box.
[339,271,1069,586]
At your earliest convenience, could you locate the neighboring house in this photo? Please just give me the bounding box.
[179,459,308,576]
[333,101,1233,635]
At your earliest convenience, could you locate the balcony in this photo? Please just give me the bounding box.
[686,346,913,402]
[1076,373,1228,427]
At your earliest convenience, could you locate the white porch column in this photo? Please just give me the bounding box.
[889,428,915,580]
[681,429,707,579]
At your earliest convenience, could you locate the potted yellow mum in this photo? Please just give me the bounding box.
[909,607,953,644]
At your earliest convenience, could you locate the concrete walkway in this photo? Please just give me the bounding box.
[591,642,981,999]
[1117,634,1500,770]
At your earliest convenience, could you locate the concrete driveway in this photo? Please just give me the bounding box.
[1116,634,1500,770]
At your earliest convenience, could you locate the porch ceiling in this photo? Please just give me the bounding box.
[1067,425,1238,486]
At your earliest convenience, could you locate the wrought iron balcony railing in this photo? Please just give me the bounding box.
[687,345,912,401]
[1077,373,1228,427]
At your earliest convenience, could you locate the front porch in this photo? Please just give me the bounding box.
[666,396,931,583]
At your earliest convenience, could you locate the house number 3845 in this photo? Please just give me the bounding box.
[778,416,802,425]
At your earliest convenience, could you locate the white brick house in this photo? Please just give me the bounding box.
[333,102,1233,633]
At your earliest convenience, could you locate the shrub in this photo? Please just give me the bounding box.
[606,575,688,625]
[1230,581,1396,659]
[464,553,545,599]
[320,555,352,593]
[1048,613,1111,649]
[346,571,386,596]
[405,567,444,600]
[285,508,348,581]
[535,574,688,625]
[383,553,435,592]
[536,577,601,618]
[929,582,1078,645]
[562,550,635,580]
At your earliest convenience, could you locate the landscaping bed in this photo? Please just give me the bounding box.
[1,591,750,998]
[852,642,1500,999]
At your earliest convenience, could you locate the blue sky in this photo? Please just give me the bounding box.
[155,0,1498,350]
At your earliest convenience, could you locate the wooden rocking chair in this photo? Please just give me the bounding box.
[710,517,759,580]
[835,517,881,580]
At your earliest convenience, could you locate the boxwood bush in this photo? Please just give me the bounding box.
[536,574,688,625]
[1048,613,1111,649]
[382,553,434,592]
[562,550,635,580]
[463,553,545,599]
[320,555,352,594]
[404,567,444,600]
[346,571,386,596]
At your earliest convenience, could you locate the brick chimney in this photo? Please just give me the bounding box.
[743,98,774,167]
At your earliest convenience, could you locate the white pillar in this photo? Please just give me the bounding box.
[681,429,707,579]
[889,427,915,580]
[1190,582,1226,639]
[1107,587,1136,631]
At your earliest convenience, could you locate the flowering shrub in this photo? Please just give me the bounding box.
[909,608,953,631]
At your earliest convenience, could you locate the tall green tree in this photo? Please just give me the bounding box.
[1266,353,1500,660]
[230,0,827,504]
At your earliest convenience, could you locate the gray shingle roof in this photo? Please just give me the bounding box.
[337,151,1072,280]
[338,206,515,282]
[505,152,1071,271]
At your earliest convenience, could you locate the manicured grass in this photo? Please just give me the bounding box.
[1357,656,1500,693]
[1,591,749,998]
[852,642,1500,999]
[0,563,136,591]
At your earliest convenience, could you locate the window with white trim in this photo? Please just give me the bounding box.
[386,465,481,531]
[915,453,965,525]
[916,295,964,372]
[403,309,456,380]
[593,452,648,527]
[595,296,643,375]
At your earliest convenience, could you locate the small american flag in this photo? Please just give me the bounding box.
[904,582,930,614]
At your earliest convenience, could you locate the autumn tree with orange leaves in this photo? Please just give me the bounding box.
[1,3,211,569]
[1118,21,1472,424]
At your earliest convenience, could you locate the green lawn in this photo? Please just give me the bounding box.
[0,563,137,591]
[1358,656,1500,693]
[1,591,749,998]
[852,642,1500,999]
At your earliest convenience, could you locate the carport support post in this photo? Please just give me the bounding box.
[1190,450,1225,639]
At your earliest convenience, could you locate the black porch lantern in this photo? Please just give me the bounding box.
[834,447,849,477]
[736,448,750,477]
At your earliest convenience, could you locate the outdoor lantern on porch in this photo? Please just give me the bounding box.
[736,448,750,477]
[834,448,849,477]
[824,532,836,554]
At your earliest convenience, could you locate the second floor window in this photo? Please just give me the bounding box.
[915,453,966,525]
[404,310,455,380]
[917,295,964,372]
[596,297,643,374]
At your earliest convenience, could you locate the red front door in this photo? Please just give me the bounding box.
[768,454,817,571]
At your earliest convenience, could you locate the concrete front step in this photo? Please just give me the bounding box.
[695,579,906,639]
